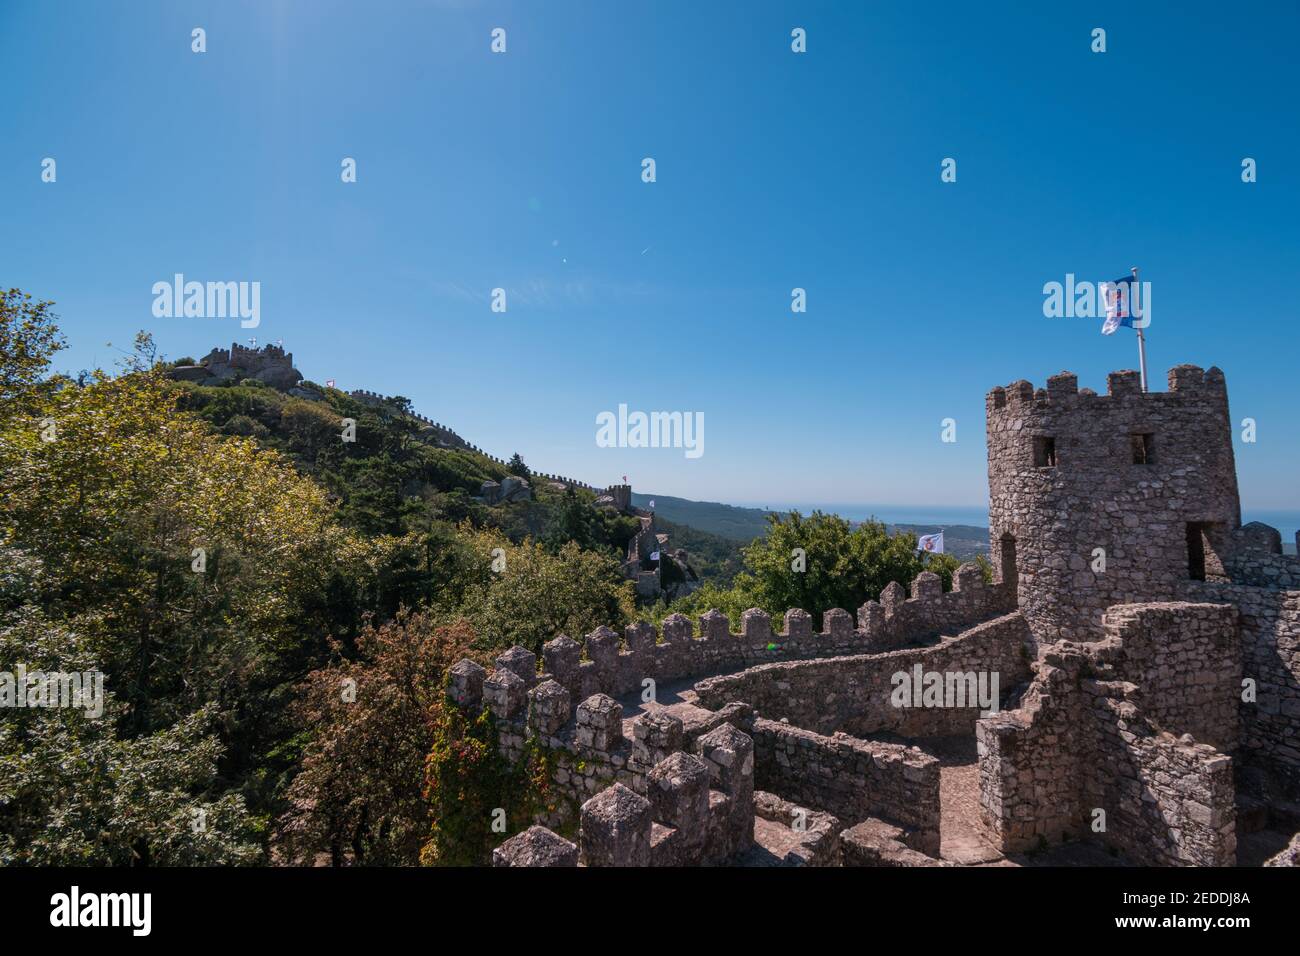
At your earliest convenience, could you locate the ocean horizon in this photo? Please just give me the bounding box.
[745,504,1300,542]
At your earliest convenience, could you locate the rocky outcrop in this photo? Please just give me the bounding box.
[479,476,532,505]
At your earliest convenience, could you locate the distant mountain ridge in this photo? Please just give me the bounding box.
[631,492,991,561]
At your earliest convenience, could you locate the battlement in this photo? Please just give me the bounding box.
[492,720,756,866]
[986,364,1228,415]
[448,564,1013,726]
[535,473,597,492]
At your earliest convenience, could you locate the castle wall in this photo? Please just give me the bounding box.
[976,658,1083,851]
[542,567,1014,707]
[1218,533,1300,589]
[693,612,1033,739]
[841,818,953,867]
[1081,680,1237,866]
[1187,581,1300,796]
[1092,603,1240,750]
[986,365,1241,641]
[492,722,757,868]
[749,718,941,855]
[447,660,757,863]
[976,602,1240,864]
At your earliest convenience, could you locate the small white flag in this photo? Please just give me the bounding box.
[325,379,335,388]
[917,532,944,554]
[649,551,660,562]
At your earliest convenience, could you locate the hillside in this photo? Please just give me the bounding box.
[631,492,777,541]
[632,492,990,560]
[171,374,642,557]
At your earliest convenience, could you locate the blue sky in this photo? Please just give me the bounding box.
[3,1,1298,512]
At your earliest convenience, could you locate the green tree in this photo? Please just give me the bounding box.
[456,530,635,654]
[276,613,475,866]
[0,608,261,865]
[0,289,65,418]
[670,511,960,625]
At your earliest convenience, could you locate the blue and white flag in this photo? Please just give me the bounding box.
[917,532,944,554]
[1101,275,1136,335]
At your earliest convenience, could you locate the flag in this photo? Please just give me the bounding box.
[917,532,944,554]
[649,551,660,562]
[1101,275,1136,335]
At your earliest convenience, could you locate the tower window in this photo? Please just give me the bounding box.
[1033,436,1056,468]
[1131,433,1155,465]
[1186,523,1208,581]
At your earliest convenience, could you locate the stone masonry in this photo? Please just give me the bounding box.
[447,363,1300,867]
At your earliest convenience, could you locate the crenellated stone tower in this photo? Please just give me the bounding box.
[986,364,1242,641]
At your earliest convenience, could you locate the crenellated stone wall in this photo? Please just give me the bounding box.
[693,612,1033,739]
[541,565,1014,707]
[491,722,757,867]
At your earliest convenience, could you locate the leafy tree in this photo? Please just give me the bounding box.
[0,357,347,733]
[0,608,261,865]
[0,289,65,418]
[455,530,636,654]
[669,511,960,626]
[506,452,530,478]
[276,612,475,866]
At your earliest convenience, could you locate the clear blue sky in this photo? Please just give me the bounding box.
[3,1,1297,511]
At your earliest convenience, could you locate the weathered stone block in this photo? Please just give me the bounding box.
[447,658,486,708]
[699,609,730,641]
[580,783,651,866]
[495,645,537,687]
[911,571,942,601]
[576,693,623,751]
[741,608,772,643]
[542,634,581,689]
[483,667,527,719]
[648,752,711,859]
[783,608,813,639]
[822,607,853,640]
[492,826,578,867]
[662,613,692,643]
[528,678,571,737]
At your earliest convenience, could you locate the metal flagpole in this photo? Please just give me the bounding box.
[1131,265,1148,392]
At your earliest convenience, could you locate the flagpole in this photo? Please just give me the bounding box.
[1132,265,1148,392]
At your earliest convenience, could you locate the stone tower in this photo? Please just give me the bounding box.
[986,364,1241,641]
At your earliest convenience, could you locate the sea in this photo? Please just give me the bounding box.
[770,504,1300,543]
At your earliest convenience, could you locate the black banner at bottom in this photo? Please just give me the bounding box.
[0,864,1284,941]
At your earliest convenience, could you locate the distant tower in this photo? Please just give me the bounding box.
[985,365,1241,641]
[606,484,633,513]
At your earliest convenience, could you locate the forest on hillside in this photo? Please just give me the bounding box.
[0,289,974,866]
